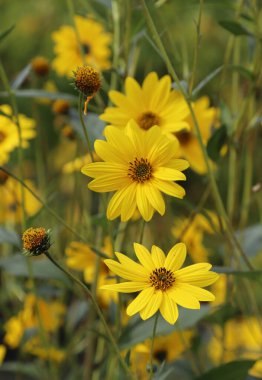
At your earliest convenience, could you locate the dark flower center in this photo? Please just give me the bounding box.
[128,158,152,183]
[82,43,91,55]
[154,350,167,362]
[175,129,192,146]
[0,131,6,143]
[137,111,161,130]
[150,267,175,291]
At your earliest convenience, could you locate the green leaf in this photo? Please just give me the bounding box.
[229,65,255,81]
[0,254,70,284]
[0,89,77,101]
[0,362,42,379]
[213,266,262,280]
[219,21,252,36]
[119,306,210,350]
[12,64,32,90]
[0,24,15,43]
[192,66,223,97]
[207,125,228,162]
[0,227,20,247]
[195,360,255,380]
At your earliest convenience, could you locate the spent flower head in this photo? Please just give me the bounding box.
[74,65,101,97]
[31,56,50,76]
[22,227,51,256]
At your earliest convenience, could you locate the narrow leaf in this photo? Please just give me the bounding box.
[195,360,255,380]
[219,21,252,36]
[207,125,228,162]
[0,24,15,43]
[192,66,223,97]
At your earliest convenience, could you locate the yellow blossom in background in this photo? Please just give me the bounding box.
[4,294,65,349]
[175,96,219,174]
[52,16,111,77]
[0,177,41,224]
[211,274,227,306]
[172,211,217,262]
[130,330,193,379]
[100,72,190,137]
[101,242,218,324]
[0,104,36,165]
[62,153,94,174]
[82,121,189,222]
[65,238,117,307]
[0,345,6,366]
[208,317,262,378]
[23,337,65,363]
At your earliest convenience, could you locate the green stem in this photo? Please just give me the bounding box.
[149,313,159,379]
[140,0,253,271]
[110,0,121,91]
[44,251,135,380]
[78,94,95,162]
[189,0,203,95]
[139,220,146,244]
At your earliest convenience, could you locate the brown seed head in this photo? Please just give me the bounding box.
[74,65,101,96]
[22,227,51,256]
[31,56,50,76]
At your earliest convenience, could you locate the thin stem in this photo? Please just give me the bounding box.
[140,0,253,271]
[149,313,159,379]
[44,251,136,380]
[139,220,146,244]
[189,0,203,95]
[78,94,95,162]
[110,0,121,91]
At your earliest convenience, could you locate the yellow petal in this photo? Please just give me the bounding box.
[107,186,131,220]
[144,183,165,215]
[159,293,179,324]
[100,282,147,293]
[179,272,219,287]
[136,185,154,221]
[126,287,154,316]
[114,252,149,277]
[151,245,165,268]
[175,263,212,277]
[168,288,200,309]
[139,291,163,320]
[134,243,155,271]
[153,179,186,199]
[120,183,137,221]
[88,175,128,192]
[164,243,186,271]
[178,283,215,301]
[154,167,186,181]
[104,259,148,281]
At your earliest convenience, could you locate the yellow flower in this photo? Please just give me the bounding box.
[62,153,94,174]
[0,177,41,224]
[0,104,36,165]
[65,238,117,307]
[82,121,189,222]
[0,345,6,366]
[52,16,111,77]
[100,72,190,137]
[23,337,65,363]
[101,242,218,324]
[4,294,65,349]
[130,330,193,379]
[172,211,217,262]
[208,317,262,378]
[175,96,219,174]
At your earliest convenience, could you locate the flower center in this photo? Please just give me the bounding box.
[137,111,161,130]
[0,131,6,143]
[74,65,101,96]
[128,158,152,183]
[150,267,175,291]
[175,130,192,146]
[82,43,91,55]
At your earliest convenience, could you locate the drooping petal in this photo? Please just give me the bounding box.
[133,243,155,271]
[136,185,154,221]
[120,183,137,221]
[139,291,163,320]
[159,293,179,324]
[107,186,131,220]
[164,243,186,272]
[100,282,148,293]
[144,183,165,216]
[126,287,155,316]
[153,178,186,199]
[151,246,165,268]
[168,287,200,309]
[103,259,148,282]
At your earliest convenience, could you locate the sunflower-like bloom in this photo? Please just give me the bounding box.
[82,121,188,221]
[0,105,36,165]
[52,16,111,77]
[175,96,219,174]
[101,242,218,324]
[100,72,190,136]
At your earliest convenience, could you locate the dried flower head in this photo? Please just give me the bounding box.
[31,57,50,76]
[22,227,51,256]
[74,65,101,97]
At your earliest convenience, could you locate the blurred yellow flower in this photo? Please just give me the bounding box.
[0,104,36,165]
[0,345,6,366]
[101,242,218,324]
[208,317,262,378]
[82,121,189,221]
[131,330,193,379]
[62,153,95,174]
[23,337,65,363]
[52,16,111,77]
[172,211,217,262]
[4,294,65,349]
[175,97,219,174]
[0,176,41,224]
[100,72,190,137]
[65,238,117,307]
